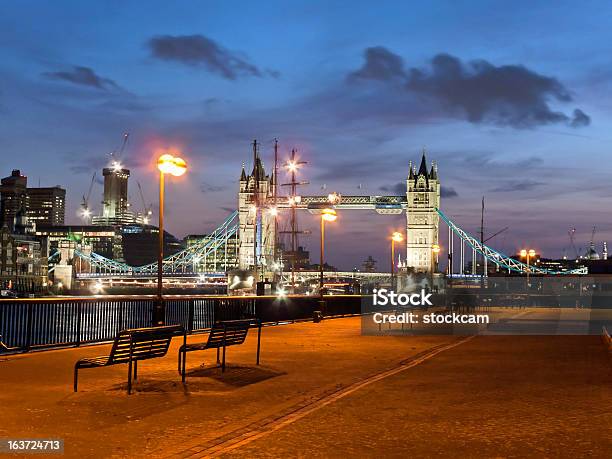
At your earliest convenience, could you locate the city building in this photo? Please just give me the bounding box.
[183,234,240,272]
[27,186,66,226]
[405,153,441,273]
[92,162,142,226]
[1,170,66,230]
[0,225,48,294]
[0,170,28,231]
[183,232,239,271]
[36,224,121,261]
[122,224,183,266]
[281,246,311,270]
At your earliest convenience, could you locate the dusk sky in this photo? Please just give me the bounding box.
[1,0,611,269]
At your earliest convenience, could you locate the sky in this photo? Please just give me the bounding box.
[1,0,612,270]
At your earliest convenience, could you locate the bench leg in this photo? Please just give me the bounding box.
[181,350,186,383]
[216,347,220,364]
[133,360,138,381]
[127,359,133,395]
[74,365,79,392]
[256,323,261,366]
[222,344,226,372]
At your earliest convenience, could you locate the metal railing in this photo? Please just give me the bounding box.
[0,295,362,353]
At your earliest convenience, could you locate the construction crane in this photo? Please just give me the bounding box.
[137,181,153,224]
[587,226,598,259]
[568,228,579,260]
[80,172,96,221]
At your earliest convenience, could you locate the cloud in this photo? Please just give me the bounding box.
[43,66,118,90]
[348,47,405,81]
[147,34,277,80]
[490,180,545,192]
[441,186,458,198]
[379,182,405,195]
[570,109,590,127]
[348,49,590,129]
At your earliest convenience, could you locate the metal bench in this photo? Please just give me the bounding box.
[74,325,185,394]
[178,319,261,380]
[0,335,9,353]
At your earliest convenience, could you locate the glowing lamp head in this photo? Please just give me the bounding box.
[157,153,187,176]
[112,161,122,172]
[432,244,441,254]
[321,208,337,222]
[520,249,527,257]
[392,232,403,243]
[286,161,298,172]
[327,192,340,204]
[528,249,536,257]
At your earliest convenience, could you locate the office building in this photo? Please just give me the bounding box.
[0,170,29,231]
[27,186,66,226]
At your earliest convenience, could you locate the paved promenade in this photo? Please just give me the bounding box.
[1,313,611,458]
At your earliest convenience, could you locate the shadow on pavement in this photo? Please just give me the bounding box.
[186,365,286,387]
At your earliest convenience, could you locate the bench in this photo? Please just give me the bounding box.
[178,319,261,380]
[0,335,9,353]
[74,324,185,394]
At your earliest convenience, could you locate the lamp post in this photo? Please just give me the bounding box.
[390,232,403,289]
[431,244,441,293]
[156,153,187,325]
[520,248,536,285]
[319,208,337,294]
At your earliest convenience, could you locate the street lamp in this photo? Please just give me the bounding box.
[520,248,536,285]
[319,208,337,293]
[156,153,187,325]
[390,232,403,289]
[432,244,441,270]
[431,244,441,291]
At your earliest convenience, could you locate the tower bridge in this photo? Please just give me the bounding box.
[67,149,587,283]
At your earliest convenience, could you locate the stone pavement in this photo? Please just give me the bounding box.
[1,313,610,458]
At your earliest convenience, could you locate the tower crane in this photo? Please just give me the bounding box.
[80,172,96,221]
[137,181,153,224]
[568,228,578,260]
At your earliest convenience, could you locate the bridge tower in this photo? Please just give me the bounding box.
[406,152,440,273]
[238,143,276,273]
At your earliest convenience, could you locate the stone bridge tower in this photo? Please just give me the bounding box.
[406,152,440,273]
[238,148,276,273]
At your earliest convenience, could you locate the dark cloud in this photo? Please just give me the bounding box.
[379,182,405,195]
[147,34,277,80]
[441,186,458,198]
[490,180,545,192]
[570,108,590,127]
[348,49,590,129]
[43,66,118,90]
[348,47,405,81]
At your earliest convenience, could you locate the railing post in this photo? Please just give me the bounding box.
[76,302,82,347]
[118,300,124,333]
[25,303,33,352]
[153,298,165,327]
[188,299,194,333]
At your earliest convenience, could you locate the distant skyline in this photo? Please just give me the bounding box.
[1,0,612,269]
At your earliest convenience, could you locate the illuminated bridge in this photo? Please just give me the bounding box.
[67,204,586,281]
